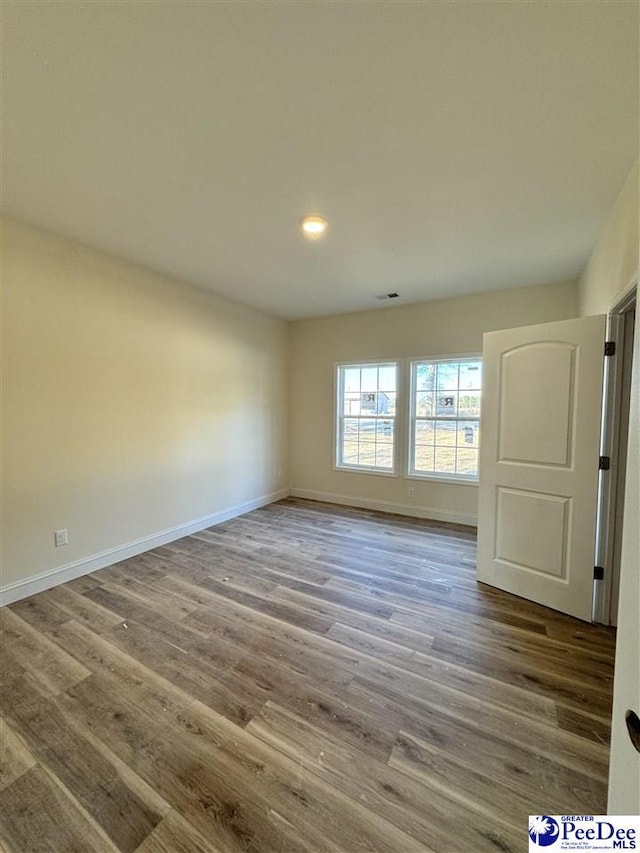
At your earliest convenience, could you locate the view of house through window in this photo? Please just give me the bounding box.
[336,357,481,478]
[410,358,482,478]
[336,363,397,472]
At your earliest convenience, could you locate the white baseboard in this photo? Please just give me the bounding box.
[0,488,290,607]
[289,487,477,528]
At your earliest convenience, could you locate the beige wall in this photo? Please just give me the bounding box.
[289,279,578,524]
[1,218,288,596]
[578,161,640,812]
[579,159,639,316]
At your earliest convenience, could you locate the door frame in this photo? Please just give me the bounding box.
[593,275,637,625]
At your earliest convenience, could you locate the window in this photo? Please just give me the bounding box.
[334,356,482,482]
[409,357,482,479]
[336,362,397,473]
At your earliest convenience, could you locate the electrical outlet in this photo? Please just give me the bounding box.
[407,487,415,498]
[55,529,68,547]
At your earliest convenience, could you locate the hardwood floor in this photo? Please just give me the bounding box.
[0,498,616,852]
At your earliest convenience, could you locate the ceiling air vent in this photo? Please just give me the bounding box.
[376,292,400,301]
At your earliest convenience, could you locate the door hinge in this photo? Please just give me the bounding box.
[604,341,616,356]
[594,566,605,580]
[599,456,610,470]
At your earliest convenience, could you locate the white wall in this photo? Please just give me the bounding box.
[578,161,640,813]
[580,160,639,316]
[1,218,289,601]
[289,279,578,524]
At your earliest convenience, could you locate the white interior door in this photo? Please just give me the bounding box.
[477,315,606,621]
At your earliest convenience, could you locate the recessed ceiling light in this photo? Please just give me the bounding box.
[299,214,328,239]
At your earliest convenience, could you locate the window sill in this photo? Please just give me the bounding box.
[334,464,399,479]
[405,472,479,486]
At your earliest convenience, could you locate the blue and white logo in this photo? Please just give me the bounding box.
[529,816,560,847]
[529,815,640,851]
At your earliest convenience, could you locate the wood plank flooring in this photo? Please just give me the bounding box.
[0,498,616,852]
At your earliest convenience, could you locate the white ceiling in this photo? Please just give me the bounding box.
[3,2,638,319]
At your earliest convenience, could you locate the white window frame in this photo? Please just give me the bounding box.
[334,360,400,477]
[407,355,482,484]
